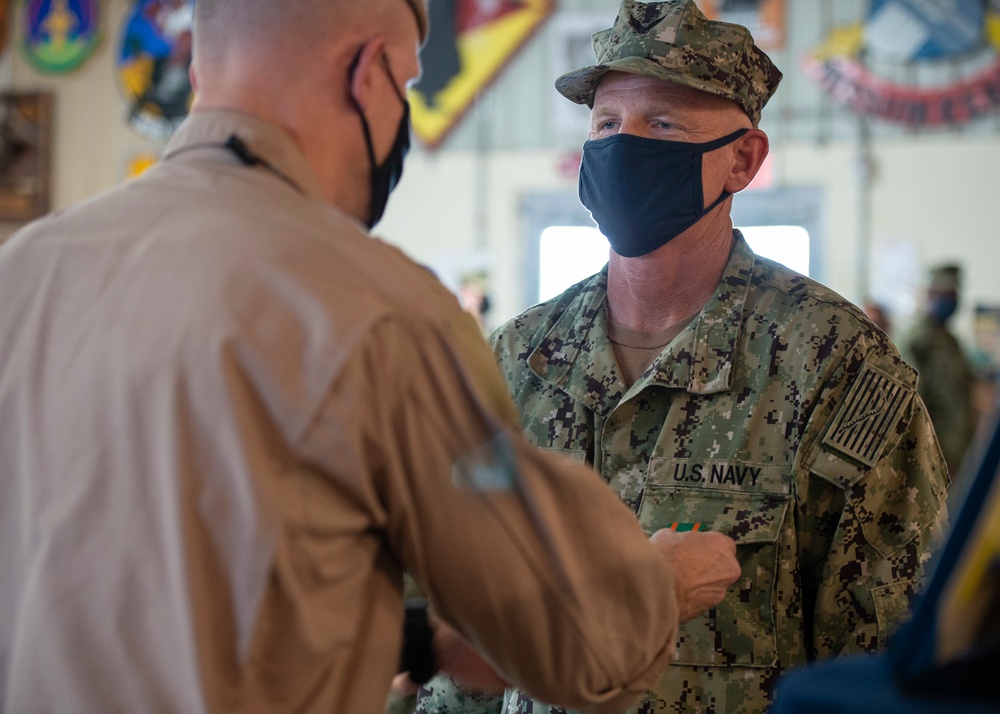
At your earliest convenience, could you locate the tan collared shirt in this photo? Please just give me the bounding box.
[0,111,679,713]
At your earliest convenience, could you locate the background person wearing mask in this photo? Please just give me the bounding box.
[418,1,950,712]
[901,264,980,481]
[0,1,743,712]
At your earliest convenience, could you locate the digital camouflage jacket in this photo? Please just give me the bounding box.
[900,316,978,478]
[417,235,950,714]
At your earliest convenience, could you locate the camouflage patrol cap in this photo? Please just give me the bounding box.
[928,264,961,292]
[555,0,782,127]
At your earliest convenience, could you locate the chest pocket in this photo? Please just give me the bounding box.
[637,484,789,668]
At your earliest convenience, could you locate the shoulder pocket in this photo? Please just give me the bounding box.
[809,392,946,559]
[638,484,789,667]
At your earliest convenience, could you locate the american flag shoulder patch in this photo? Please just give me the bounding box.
[823,360,913,467]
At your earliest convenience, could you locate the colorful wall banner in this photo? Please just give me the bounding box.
[697,0,786,51]
[866,0,983,61]
[802,53,1000,127]
[410,0,555,149]
[803,1,1000,128]
[22,0,100,74]
[117,0,194,144]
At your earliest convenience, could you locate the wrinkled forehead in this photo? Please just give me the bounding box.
[593,71,743,115]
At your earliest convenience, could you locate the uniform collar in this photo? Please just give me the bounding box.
[527,233,755,417]
[527,267,627,419]
[645,234,754,394]
[163,110,328,202]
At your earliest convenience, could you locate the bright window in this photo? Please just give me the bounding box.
[538,226,609,302]
[739,225,810,276]
[538,224,811,303]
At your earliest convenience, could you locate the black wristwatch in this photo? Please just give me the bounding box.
[399,599,438,684]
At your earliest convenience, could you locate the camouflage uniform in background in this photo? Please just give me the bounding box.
[900,319,977,476]
[418,236,949,714]
[899,264,978,479]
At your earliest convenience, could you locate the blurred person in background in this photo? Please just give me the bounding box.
[863,299,893,339]
[901,264,979,481]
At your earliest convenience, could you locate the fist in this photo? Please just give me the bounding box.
[649,529,741,622]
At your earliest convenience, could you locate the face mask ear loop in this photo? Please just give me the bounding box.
[380,53,408,105]
[703,184,734,216]
[348,46,379,178]
[698,126,750,215]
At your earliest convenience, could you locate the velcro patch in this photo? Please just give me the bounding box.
[823,361,913,467]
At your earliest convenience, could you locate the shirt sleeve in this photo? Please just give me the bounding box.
[799,346,950,656]
[303,309,679,713]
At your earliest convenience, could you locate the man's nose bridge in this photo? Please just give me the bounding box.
[619,115,651,138]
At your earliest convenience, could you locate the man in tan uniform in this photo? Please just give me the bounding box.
[0,1,742,712]
[419,1,949,713]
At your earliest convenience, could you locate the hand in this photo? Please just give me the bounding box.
[649,529,741,622]
[391,672,420,697]
[431,614,509,694]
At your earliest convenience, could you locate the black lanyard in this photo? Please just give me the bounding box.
[167,133,303,195]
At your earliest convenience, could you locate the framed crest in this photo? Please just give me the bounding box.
[0,92,53,222]
[22,0,101,74]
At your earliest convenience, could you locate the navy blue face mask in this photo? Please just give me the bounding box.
[579,128,749,257]
[929,294,958,323]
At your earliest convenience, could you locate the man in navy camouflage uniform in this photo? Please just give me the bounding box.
[900,265,979,480]
[417,0,950,712]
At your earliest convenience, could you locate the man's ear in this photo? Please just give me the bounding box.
[348,36,387,111]
[725,129,769,193]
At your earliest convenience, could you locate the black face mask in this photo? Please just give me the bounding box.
[579,128,749,257]
[350,52,411,229]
